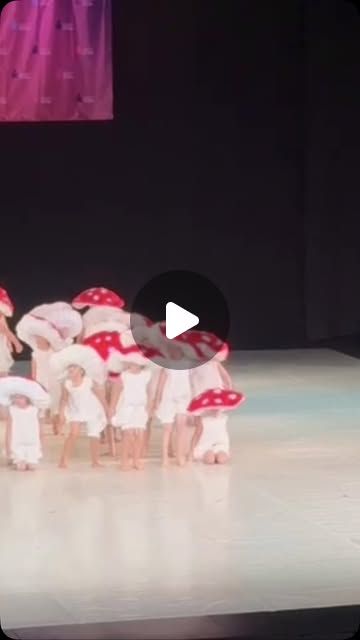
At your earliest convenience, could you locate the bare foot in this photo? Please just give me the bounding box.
[58,460,68,469]
[91,461,104,469]
[120,463,132,472]
[162,458,169,467]
[26,465,37,471]
[134,460,144,470]
[177,457,187,467]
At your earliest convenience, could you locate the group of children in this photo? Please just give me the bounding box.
[0,286,245,472]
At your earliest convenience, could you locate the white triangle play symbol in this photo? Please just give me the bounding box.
[165,302,199,340]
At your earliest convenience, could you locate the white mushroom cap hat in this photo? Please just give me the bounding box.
[30,302,83,340]
[0,376,50,409]
[16,303,82,351]
[187,388,245,415]
[50,344,106,384]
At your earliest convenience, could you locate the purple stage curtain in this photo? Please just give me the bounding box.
[0,0,113,122]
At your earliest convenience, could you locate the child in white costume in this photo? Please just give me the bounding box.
[16,303,82,433]
[0,288,23,376]
[188,343,232,462]
[0,377,50,471]
[192,412,230,464]
[190,359,232,397]
[108,336,157,470]
[155,362,192,467]
[188,388,245,465]
[138,323,193,467]
[109,363,155,470]
[51,345,108,468]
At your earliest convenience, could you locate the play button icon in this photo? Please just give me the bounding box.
[165,302,199,339]
[130,270,230,370]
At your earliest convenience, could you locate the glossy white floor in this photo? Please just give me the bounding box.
[1,349,360,630]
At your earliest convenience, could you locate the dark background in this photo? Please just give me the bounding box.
[1,0,360,349]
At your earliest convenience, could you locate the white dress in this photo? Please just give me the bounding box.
[0,333,13,374]
[112,369,152,430]
[194,414,230,459]
[9,405,42,465]
[64,376,107,437]
[157,369,192,424]
[32,348,61,413]
[191,361,223,396]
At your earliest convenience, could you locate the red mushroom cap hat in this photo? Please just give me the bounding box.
[187,388,245,415]
[72,287,125,310]
[176,330,229,362]
[0,288,14,317]
[84,331,125,363]
[106,330,160,371]
[145,323,229,363]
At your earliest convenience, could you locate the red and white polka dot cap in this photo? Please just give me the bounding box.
[187,388,245,415]
[72,287,125,311]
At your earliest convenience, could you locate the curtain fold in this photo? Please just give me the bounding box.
[0,0,113,122]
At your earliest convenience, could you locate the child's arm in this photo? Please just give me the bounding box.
[152,368,167,413]
[108,378,123,419]
[218,363,232,389]
[92,382,110,420]
[38,410,45,448]
[58,384,68,427]
[188,418,203,461]
[2,320,23,354]
[76,329,85,344]
[146,370,160,417]
[4,409,12,460]
[31,356,37,381]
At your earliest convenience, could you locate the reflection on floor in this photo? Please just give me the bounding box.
[1,350,360,631]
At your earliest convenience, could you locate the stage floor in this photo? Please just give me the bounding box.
[1,349,360,630]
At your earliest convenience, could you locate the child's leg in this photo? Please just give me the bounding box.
[106,424,116,458]
[15,461,26,471]
[188,417,203,462]
[52,413,60,436]
[89,437,102,468]
[59,422,81,468]
[120,430,133,471]
[142,420,151,458]
[169,429,176,458]
[203,450,216,465]
[133,429,145,470]
[215,451,230,465]
[162,424,173,466]
[174,414,187,467]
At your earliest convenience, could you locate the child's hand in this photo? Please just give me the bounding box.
[147,403,157,419]
[58,413,66,430]
[15,342,23,354]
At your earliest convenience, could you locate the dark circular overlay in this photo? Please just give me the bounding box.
[130,270,230,370]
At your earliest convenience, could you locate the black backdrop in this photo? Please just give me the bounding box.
[1,0,360,349]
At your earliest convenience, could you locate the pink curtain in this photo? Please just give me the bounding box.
[0,0,113,122]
